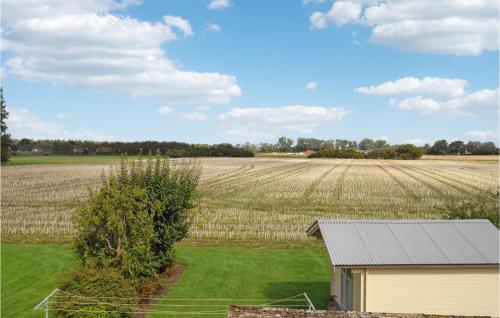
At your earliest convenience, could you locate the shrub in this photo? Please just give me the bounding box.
[113,156,201,269]
[73,182,158,284]
[56,267,138,318]
[310,147,366,159]
[74,155,200,281]
[366,148,395,159]
[394,144,424,160]
[441,192,499,228]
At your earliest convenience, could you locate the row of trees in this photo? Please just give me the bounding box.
[426,139,498,155]
[10,139,254,157]
[310,144,424,160]
[255,137,498,155]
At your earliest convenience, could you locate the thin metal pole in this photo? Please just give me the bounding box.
[34,288,59,310]
[45,300,48,318]
[303,293,316,311]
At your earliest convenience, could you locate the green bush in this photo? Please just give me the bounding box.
[394,144,424,160]
[309,147,365,159]
[441,192,499,228]
[366,148,395,159]
[56,267,138,318]
[73,182,158,284]
[112,156,201,269]
[74,155,200,279]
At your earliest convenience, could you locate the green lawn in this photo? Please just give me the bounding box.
[5,155,138,166]
[1,244,330,318]
[1,244,78,318]
[149,247,330,317]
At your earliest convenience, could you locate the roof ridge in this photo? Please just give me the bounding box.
[317,219,491,224]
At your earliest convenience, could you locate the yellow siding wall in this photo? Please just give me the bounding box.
[365,267,499,317]
[331,266,341,299]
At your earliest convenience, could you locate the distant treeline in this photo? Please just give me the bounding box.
[9,137,498,159]
[11,139,254,157]
[310,144,424,160]
[253,137,499,156]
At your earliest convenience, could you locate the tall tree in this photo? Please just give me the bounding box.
[448,140,465,154]
[374,139,388,149]
[275,137,294,152]
[359,138,375,150]
[428,139,448,155]
[1,88,11,163]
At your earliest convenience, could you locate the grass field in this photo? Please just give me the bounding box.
[2,157,498,243]
[1,244,330,318]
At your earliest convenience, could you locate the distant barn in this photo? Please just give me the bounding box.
[307,219,499,317]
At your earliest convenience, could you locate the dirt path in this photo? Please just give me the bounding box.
[133,263,185,318]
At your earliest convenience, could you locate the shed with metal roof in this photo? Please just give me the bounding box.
[307,219,499,317]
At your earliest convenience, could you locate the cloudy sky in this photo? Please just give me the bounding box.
[1,0,498,145]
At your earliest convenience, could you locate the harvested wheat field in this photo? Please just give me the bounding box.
[1,158,498,243]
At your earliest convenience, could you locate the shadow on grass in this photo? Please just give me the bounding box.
[263,281,330,310]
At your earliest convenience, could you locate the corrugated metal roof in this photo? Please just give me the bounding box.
[307,220,499,266]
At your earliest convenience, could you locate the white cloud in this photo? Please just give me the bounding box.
[163,16,193,37]
[218,105,347,141]
[56,113,68,119]
[403,138,427,146]
[157,105,174,115]
[305,81,318,90]
[0,0,141,24]
[356,77,465,98]
[311,1,361,28]
[357,77,499,116]
[8,108,65,138]
[390,96,440,114]
[208,0,230,10]
[206,23,221,32]
[2,0,241,104]
[464,130,498,140]
[180,112,208,122]
[7,107,115,140]
[310,0,499,55]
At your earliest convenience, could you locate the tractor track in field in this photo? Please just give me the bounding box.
[201,162,297,191]
[405,165,491,192]
[223,162,317,196]
[201,164,254,187]
[393,162,479,197]
[385,161,449,198]
[301,161,345,200]
[330,160,353,203]
[374,161,421,201]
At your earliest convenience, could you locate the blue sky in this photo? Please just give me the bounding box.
[1,0,498,145]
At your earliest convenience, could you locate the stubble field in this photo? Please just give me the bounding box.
[1,157,498,243]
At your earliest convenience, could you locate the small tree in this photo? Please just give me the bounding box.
[74,155,200,281]
[1,88,11,163]
[74,181,158,283]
